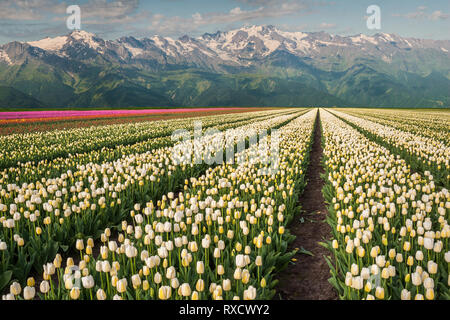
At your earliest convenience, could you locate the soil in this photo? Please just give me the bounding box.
[275,110,338,300]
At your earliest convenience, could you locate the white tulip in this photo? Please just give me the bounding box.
[401,289,411,300]
[81,275,95,289]
[23,286,35,300]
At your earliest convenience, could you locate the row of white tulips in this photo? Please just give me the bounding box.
[320,109,449,300]
[0,109,293,169]
[331,110,449,188]
[0,109,293,185]
[340,108,450,144]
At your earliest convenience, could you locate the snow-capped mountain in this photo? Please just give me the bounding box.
[11,26,449,67]
[0,25,449,108]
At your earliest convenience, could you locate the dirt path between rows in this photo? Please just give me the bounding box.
[276,110,338,300]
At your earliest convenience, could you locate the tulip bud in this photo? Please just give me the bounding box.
[403,241,411,251]
[401,289,411,300]
[40,281,50,294]
[412,272,422,286]
[27,277,35,287]
[70,287,80,300]
[241,269,250,284]
[213,248,221,259]
[117,278,128,293]
[171,278,179,289]
[375,287,384,300]
[351,263,359,276]
[166,266,176,279]
[405,273,411,283]
[445,251,450,263]
[217,264,225,276]
[332,239,338,249]
[158,286,171,300]
[423,237,434,250]
[154,272,162,284]
[96,289,107,300]
[132,274,141,289]
[236,254,246,268]
[196,261,205,274]
[407,256,414,266]
[111,276,118,287]
[345,272,352,286]
[180,283,191,297]
[243,286,257,300]
[415,250,424,261]
[143,280,150,291]
[425,288,434,300]
[423,277,434,290]
[10,282,21,296]
[65,277,74,290]
[76,239,84,251]
[23,286,35,300]
[255,256,263,267]
[234,268,242,280]
[427,261,438,274]
[388,249,396,259]
[361,268,370,280]
[381,268,390,279]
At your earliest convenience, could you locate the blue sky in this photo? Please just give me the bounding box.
[0,0,448,44]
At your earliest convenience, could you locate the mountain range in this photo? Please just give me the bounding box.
[0,25,449,108]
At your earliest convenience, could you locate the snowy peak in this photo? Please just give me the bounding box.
[26,31,100,52]
[349,34,379,45]
[25,30,104,58]
[67,30,104,51]
[28,35,69,51]
[200,25,285,57]
[6,26,449,69]
[69,30,96,40]
[197,26,400,58]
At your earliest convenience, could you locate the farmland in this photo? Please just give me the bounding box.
[0,107,448,300]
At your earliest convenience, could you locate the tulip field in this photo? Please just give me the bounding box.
[321,109,449,300]
[0,107,449,300]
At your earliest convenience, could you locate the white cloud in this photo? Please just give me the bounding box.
[319,22,336,29]
[230,7,244,15]
[0,0,145,23]
[143,1,310,36]
[393,6,448,21]
[430,10,449,21]
[0,0,67,20]
[0,0,151,41]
